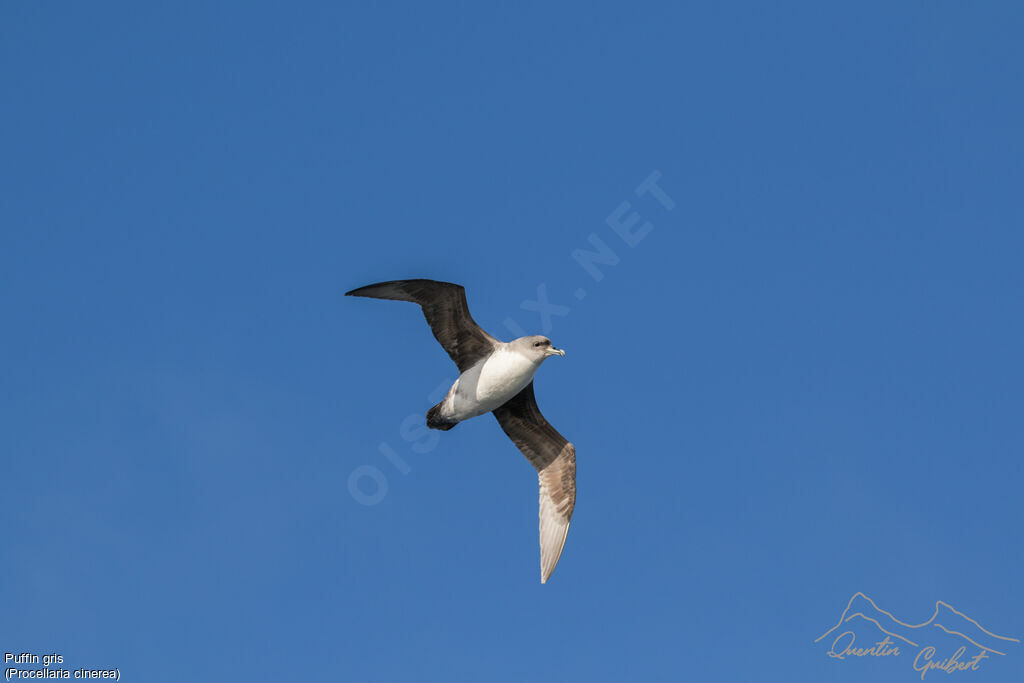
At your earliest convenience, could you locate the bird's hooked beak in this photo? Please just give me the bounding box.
[545,346,566,357]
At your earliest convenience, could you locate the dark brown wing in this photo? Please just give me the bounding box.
[493,382,576,583]
[345,279,500,372]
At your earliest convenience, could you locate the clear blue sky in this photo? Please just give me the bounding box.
[2,2,1022,682]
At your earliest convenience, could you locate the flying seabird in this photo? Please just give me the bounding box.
[346,279,576,583]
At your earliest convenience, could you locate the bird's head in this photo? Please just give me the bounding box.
[514,335,566,362]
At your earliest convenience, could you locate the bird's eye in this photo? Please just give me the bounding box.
[534,342,542,347]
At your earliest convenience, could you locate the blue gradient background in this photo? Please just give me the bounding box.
[2,2,1022,681]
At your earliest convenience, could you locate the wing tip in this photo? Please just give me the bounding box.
[539,520,571,584]
[345,281,398,298]
[344,280,399,298]
[344,284,370,297]
[344,279,463,301]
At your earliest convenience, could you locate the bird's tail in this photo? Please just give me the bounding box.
[426,401,458,431]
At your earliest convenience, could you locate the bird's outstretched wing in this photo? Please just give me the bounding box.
[493,382,576,583]
[345,279,500,372]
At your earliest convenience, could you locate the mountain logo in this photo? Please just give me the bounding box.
[815,592,1020,679]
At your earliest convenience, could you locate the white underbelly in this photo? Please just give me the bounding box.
[445,350,538,421]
